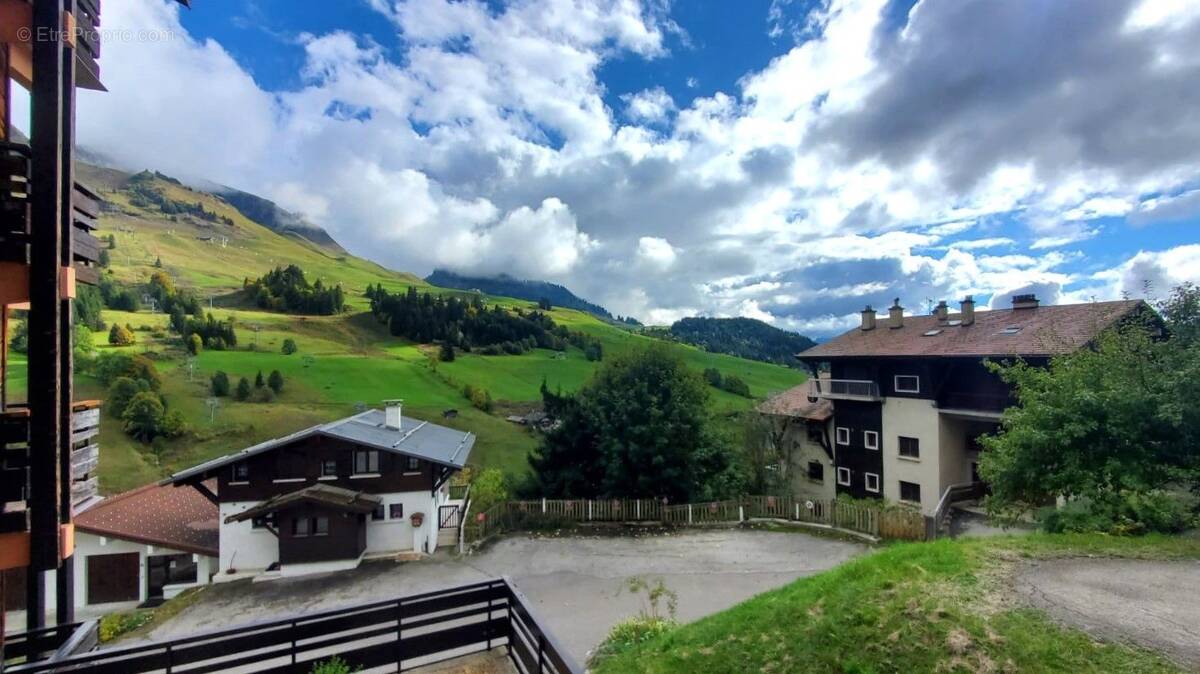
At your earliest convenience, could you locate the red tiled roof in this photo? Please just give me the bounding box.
[757,385,833,420]
[75,480,218,557]
[799,300,1147,360]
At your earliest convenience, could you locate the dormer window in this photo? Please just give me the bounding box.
[894,375,920,394]
[231,462,249,483]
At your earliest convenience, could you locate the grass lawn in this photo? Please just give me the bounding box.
[594,534,1200,674]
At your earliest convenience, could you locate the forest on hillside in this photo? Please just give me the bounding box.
[425,269,615,320]
[667,317,816,368]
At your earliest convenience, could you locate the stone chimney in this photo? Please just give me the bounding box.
[934,300,949,322]
[1012,293,1040,310]
[860,305,877,331]
[888,298,904,329]
[960,295,975,326]
[384,399,403,430]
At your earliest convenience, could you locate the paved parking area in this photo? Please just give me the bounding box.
[145,529,866,662]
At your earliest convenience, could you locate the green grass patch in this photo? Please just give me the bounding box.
[595,535,1195,674]
[98,587,206,643]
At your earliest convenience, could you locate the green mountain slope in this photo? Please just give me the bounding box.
[425,268,614,319]
[47,166,806,494]
[667,317,817,367]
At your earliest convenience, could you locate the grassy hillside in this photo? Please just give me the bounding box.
[17,168,806,494]
[596,534,1200,673]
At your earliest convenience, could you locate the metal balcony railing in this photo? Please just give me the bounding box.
[809,378,881,401]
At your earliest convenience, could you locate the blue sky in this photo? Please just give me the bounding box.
[36,0,1200,334]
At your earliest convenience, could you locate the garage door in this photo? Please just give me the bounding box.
[87,552,140,605]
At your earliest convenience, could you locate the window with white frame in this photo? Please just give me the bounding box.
[864,472,880,493]
[864,430,879,450]
[835,427,850,445]
[900,481,921,503]
[894,375,920,393]
[836,466,851,486]
[899,436,920,459]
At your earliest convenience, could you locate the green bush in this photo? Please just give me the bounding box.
[210,371,231,397]
[95,352,162,390]
[250,386,276,403]
[98,611,152,643]
[309,656,360,674]
[721,375,751,397]
[235,377,252,401]
[281,338,298,355]
[107,376,149,418]
[268,369,284,393]
[470,469,510,514]
[590,577,679,666]
[186,333,202,355]
[1038,491,1194,535]
[108,323,136,346]
[122,392,165,443]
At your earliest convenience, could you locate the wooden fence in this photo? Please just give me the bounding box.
[3,579,579,674]
[463,495,927,549]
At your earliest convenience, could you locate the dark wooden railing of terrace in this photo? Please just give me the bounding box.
[2,578,580,674]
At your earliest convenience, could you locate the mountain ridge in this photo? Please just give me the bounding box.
[425,269,614,319]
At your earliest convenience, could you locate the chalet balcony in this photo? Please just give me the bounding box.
[0,141,104,285]
[936,392,1013,420]
[0,401,102,534]
[808,378,881,402]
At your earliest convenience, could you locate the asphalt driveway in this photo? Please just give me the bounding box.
[1015,558,1200,668]
[144,528,866,662]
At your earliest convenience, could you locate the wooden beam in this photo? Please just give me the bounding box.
[56,0,77,624]
[190,481,219,506]
[26,0,65,630]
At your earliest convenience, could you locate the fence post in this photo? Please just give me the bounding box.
[636,500,641,520]
[165,643,173,674]
[542,497,546,514]
[794,502,799,520]
[395,598,404,669]
[290,619,298,666]
[588,500,593,521]
[738,505,744,522]
[537,633,546,672]
[687,504,692,524]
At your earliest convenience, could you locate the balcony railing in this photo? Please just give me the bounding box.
[936,392,1013,415]
[3,578,581,674]
[0,141,103,284]
[0,401,102,534]
[809,378,881,401]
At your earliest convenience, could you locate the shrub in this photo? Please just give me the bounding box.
[210,371,231,397]
[95,353,161,390]
[255,370,265,388]
[589,577,678,666]
[159,409,188,438]
[251,386,276,403]
[702,367,723,388]
[108,323,136,346]
[1038,491,1194,535]
[186,334,202,355]
[235,377,252,401]
[309,656,360,674]
[469,468,509,514]
[122,392,164,442]
[439,341,455,362]
[281,338,298,355]
[464,384,493,412]
[8,320,27,353]
[267,370,284,394]
[584,341,603,362]
[98,611,152,643]
[107,376,149,418]
[721,375,751,397]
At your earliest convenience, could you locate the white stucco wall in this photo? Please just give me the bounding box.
[784,423,836,503]
[41,531,216,610]
[219,501,284,573]
[881,397,943,515]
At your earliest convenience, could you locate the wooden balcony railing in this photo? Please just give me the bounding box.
[0,141,103,284]
[3,578,582,674]
[0,401,102,534]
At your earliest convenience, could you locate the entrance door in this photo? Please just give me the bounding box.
[86,552,139,605]
[147,555,169,601]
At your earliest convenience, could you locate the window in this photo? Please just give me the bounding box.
[313,517,329,536]
[864,430,879,450]
[320,459,338,478]
[372,504,385,521]
[899,436,920,459]
[405,456,421,472]
[835,427,850,445]
[231,462,249,483]
[894,375,920,394]
[353,450,380,475]
[389,503,404,519]
[806,424,823,443]
[292,517,310,537]
[900,481,922,503]
[836,466,851,486]
[807,461,824,482]
[864,472,880,493]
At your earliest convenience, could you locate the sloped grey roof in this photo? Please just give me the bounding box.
[167,409,474,485]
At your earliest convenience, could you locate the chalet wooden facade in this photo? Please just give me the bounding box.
[796,295,1152,517]
[170,402,473,578]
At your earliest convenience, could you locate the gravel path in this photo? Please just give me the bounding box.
[1015,558,1200,668]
